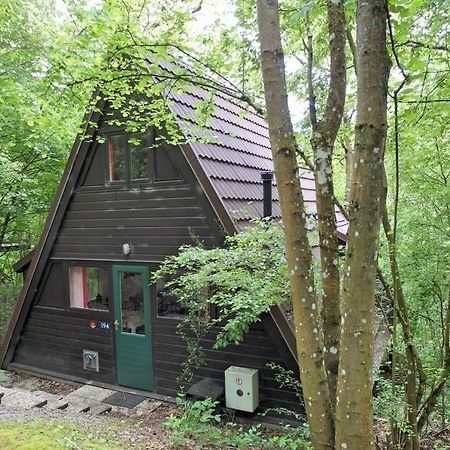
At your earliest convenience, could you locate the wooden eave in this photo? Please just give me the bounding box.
[12,250,36,274]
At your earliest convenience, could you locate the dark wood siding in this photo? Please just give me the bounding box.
[81,142,105,186]
[13,306,115,384]
[36,263,66,308]
[152,317,302,414]
[52,146,223,262]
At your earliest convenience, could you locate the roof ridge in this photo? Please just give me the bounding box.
[149,55,266,124]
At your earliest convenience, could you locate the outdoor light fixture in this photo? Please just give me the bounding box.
[122,243,131,255]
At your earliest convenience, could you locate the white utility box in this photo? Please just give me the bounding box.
[225,366,259,412]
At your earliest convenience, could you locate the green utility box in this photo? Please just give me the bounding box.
[225,366,259,412]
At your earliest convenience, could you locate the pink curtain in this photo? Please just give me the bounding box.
[70,267,88,308]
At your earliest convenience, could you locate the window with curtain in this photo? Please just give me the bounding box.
[69,266,109,310]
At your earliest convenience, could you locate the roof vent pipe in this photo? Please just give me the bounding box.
[261,171,274,218]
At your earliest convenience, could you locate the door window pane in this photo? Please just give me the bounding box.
[69,267,109,310]
[120,271,145,335]
[107,135,126,182]
[130,134,149,180]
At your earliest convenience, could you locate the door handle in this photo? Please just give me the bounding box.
[114,320,119,331]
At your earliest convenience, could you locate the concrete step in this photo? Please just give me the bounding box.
[90,403,112,415]
[66,385,115,403]
[134,399,162,416]
[1,383,162,417]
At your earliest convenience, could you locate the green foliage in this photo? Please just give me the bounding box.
[0,280,20,343]
[0,0,85,281]
[378,0,450,430]
[165,398,312,449]
[373,376,407,430]
[153,220,290,349]
[175,314,209,390]
[265,363,305,422]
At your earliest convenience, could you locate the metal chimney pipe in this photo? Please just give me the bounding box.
[261,171,274,218]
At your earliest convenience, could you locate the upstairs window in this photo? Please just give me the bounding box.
[69,266,109,311]
[106,132,151,183]
[107,135,127,182]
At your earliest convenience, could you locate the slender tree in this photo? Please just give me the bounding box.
[308,0,346,406]
[257,2,334,448]
[257,0,390,448]
[334,0,390,448]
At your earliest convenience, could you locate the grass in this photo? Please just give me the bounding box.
[0,420,127,450]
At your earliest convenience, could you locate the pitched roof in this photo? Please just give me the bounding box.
[167,85,348,236]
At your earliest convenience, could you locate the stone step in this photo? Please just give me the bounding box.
[1,383,163,417]
[66,385,115,402]
[89,403,112,415]
[134,399,162,416]
[46,398,70,411]
[64,398,94,414]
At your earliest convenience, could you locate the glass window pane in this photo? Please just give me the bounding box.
[107,135,126,182]
[69,266,109,310]
[129,134,149,180]
[120,271,145,335]
[156,278,188,318]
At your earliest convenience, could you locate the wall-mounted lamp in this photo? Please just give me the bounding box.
[122,243,131,255]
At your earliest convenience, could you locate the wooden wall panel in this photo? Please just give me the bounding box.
[152,318,303,416]
[36,263,66,308]
[52,147,224,262]
[14,306,115,384]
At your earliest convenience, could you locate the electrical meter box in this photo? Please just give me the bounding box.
[83,350,99,372]
[225,366,259,412]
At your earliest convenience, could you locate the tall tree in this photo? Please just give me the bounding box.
[308,0,346,406]
[257,0,390,448]
[334,1,390,448]
[257,1,334,447]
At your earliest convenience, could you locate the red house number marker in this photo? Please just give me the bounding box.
[235,378,242,386]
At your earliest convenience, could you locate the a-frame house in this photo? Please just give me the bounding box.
[1,80,347,417]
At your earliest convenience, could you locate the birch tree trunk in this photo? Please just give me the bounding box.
[256,1,334,448]
[310,0,346,406]
[335,1,390,448]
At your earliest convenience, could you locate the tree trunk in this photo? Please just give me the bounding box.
[335,1,390,449]
[256,1,334,448]
[310,0,346,407]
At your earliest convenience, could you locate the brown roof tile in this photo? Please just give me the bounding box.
[167,72,348,238]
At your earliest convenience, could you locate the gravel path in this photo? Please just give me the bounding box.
[0,370,185,449]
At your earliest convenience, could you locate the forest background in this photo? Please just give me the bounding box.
[0,0,448,449]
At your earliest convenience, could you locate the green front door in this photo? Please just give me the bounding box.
[113,265,153,390]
